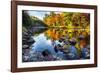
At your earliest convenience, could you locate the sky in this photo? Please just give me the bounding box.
[27,10,61,20]
[27,11,50,20]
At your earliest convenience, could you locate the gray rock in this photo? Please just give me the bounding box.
[22,45,29,49]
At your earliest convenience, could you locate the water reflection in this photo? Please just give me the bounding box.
[23,27,90,62]
[45,27,90,40]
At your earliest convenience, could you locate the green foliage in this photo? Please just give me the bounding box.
[31,16,48,27]
[22,11,32,28]
[22,26,27,32]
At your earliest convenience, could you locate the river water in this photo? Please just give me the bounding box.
[23,27,90,62]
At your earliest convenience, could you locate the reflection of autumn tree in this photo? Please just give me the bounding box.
[45,28,62,40]
[45,28,90,41]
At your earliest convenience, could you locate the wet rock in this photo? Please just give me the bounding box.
[22,31,29,36]
[62,49,69,54]
[42,49,51,57]
[22,30,35,49]
[22,45,29,49]
[78,35,85,40]
[69,38,77,45]
[27,38,35,43]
